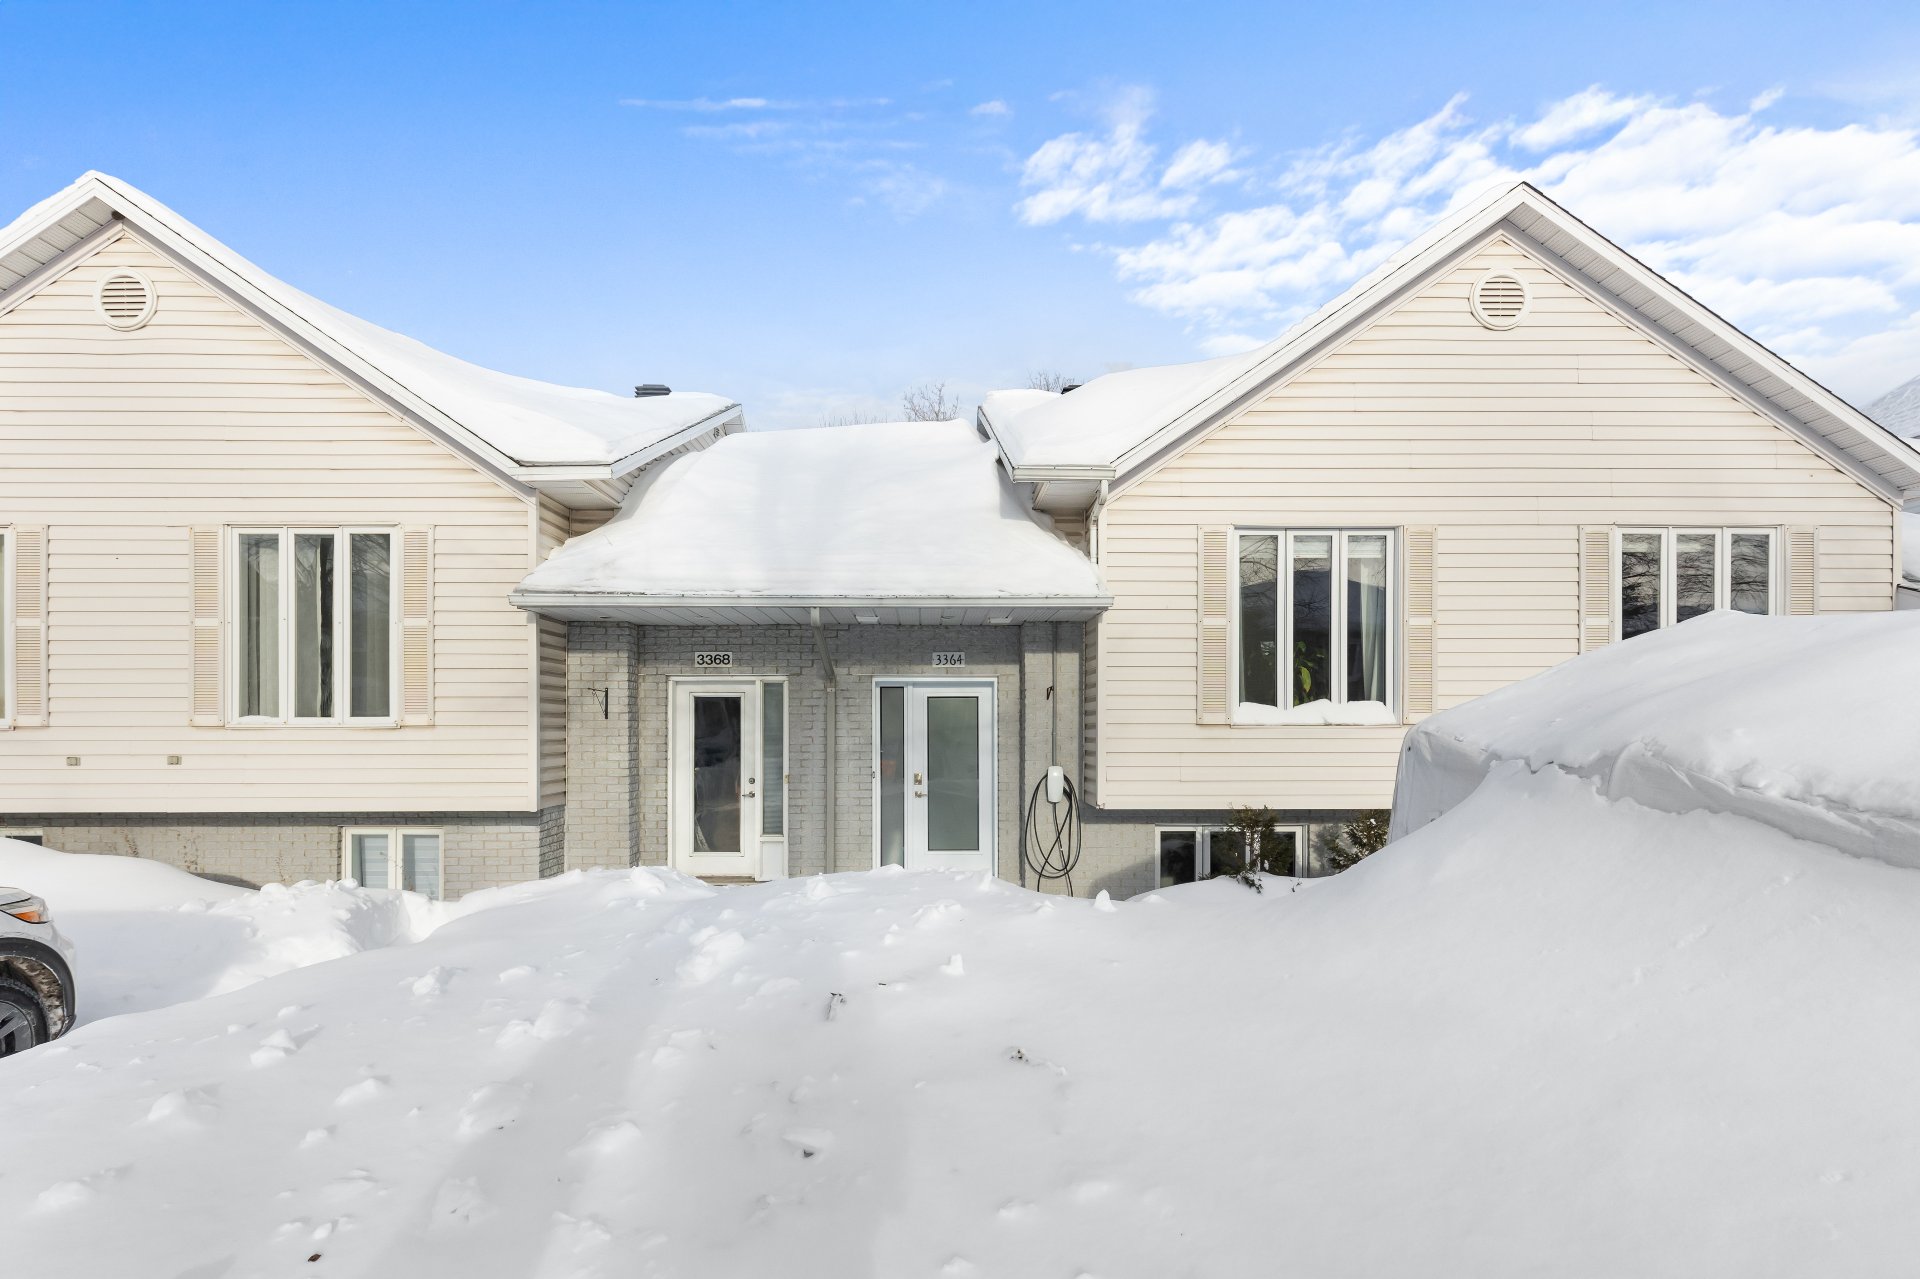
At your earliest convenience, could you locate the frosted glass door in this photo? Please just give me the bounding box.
[898,682,994,874]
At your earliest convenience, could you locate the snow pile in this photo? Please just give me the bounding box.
[980,353,1258,469]
[516,420,1108,604]
[0,839,501,1021]
[1393,610,1920,861]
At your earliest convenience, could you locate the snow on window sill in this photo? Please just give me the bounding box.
[1234,699,1399,726]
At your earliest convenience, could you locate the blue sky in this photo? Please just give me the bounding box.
[5,1,1920,426]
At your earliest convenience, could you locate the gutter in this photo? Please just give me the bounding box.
[509,591,1113,614]
[503,404,745,488]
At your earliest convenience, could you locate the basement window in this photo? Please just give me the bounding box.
[1156,825,1306,887]
[344,828,442,899]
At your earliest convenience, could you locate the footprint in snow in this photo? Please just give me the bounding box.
[427,1177,493,1231]
[457,1082,529,1138]
[569,1119,644,1161]
[497,964,538,983]
[676,928,747,985]
[250,1028,301,1068]
[942,1259,980,1277]
[334,1077,392,1107]
[941,954,965,976]
[144,1088,220,1126]
[410,967,458,998]
[32,1167,123,1214]
[496,998,588,1048]
[298,1126,334,1150]
[782,1128,835,1159]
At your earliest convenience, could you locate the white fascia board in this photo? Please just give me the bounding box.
[507,406,745,487]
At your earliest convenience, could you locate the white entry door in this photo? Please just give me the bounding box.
[875,680,995,874]
[670,679,762,880]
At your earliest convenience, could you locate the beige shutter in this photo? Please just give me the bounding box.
[400,527,433,724]
[190,527,223,725]
[1402,527,1435,720]
[1197,526,1231,725]
[1786,526,1818,615]
[11,527,46,727]
[1578,526,1614,652]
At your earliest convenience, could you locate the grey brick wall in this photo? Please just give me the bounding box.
[2,807,562,899]
[565,622,640,871]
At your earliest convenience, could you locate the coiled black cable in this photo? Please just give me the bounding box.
[1020,770,1082,895]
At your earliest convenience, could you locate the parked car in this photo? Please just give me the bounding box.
[0,889,76,1056]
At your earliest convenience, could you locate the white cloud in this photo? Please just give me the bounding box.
[621,96,890,112]
[971,99,1013,118]
[1016,87,1237,225]
[1016,87,1920,400]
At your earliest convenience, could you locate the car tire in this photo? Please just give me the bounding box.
[0,975,48,1057]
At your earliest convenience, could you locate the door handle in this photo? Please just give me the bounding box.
[913,790,926,798]
[745,791,756,798]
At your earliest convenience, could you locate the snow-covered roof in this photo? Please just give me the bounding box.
[1868,373,1920,441]
[0,172,740,475]
[981,182,1920,505]
[512,421,1109,622]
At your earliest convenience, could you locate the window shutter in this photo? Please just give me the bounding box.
[1197,526,1231,725]
[1578,526,1614,652]
[11,527,46,727]
[1402,527,1435,720]
[400,527,433,724]
[1786,526,1818,616]
[189,527,223,725]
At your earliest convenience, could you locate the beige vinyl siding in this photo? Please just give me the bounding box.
[535,494,570,807]
[0,230,544,812]
[1094,235,1895,811]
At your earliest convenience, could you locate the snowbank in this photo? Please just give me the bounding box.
[515,420,1108,604]
[12,823,1920,1275]
[0,840,534,1021]
[1392,611,1920,863]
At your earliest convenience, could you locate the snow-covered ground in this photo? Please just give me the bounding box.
[5,612,1920,1277]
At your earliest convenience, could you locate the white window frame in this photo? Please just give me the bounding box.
[341,826,444,898]
[229,527,399,725]
[0,527,12,730]
[869,676,1000,872]
[1613,526,1778,637]
[754,676,791,842]
[1154,824,1310,886]
[1232,528,1398,717]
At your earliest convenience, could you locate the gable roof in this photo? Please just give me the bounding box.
[512,420,1108,624]
[980,182,1920,506]
[0,172,742,491]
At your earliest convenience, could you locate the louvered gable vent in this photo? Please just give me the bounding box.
[1471,271,1527,330]
[97,271,156,329]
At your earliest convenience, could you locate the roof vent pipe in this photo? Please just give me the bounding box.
[634,383,672,398]
[1060,384,1082,393]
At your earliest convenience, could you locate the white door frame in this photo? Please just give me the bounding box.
[668,677,764,880]
[870,677,997,874]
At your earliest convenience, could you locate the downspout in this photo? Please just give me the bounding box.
[1085,480,1109,804]
[810,607,837,868]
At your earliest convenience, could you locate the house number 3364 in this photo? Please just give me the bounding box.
[932,652,966,667]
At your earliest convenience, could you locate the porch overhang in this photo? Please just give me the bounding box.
[509,591,1111,626]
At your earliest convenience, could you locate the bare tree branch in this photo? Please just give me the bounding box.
[900,381,961,422]
[1025,370,1079,392]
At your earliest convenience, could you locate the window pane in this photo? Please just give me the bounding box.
[1290,535,1333,706]
[1266,828,1300,877]
[691,695,743,853]
[238,533,280,717]
[1158,830,1198,887]
[1731,533,1771,615]
[1620,532,1662,639]
[1345,533,1389,704]
[878,686,906,867]
[351,832,390,889]
[349,533,391,717]
[761,683,785,837]
[292,533,334,718]
[1208,830,1248,880]
[1676,531,1718,623]
[1238,534,1279,707]
[402,833,442,899]
[925,695,981,852]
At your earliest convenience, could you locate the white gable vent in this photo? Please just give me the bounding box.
[96,271,157,330]
[1470,270,1528,330]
